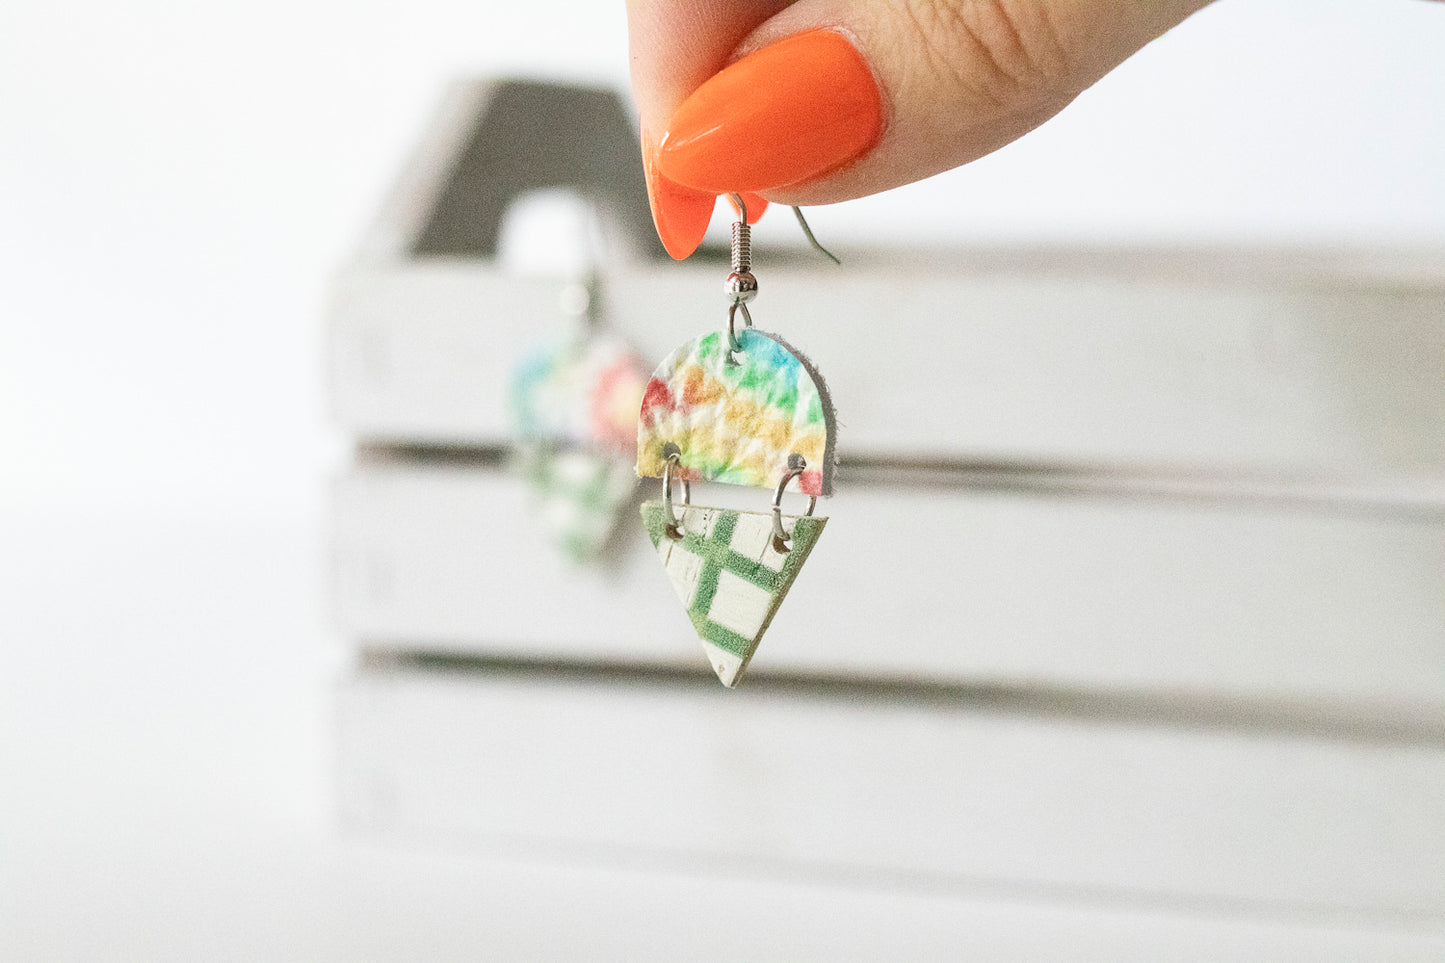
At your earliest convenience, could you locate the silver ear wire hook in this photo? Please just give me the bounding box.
[662,450,690,540]
[730,192,749,227]
[791,206,841,265]
[726,195,759,307]
[771,454,817,550]
[723,198,838,355]
[725,193,759,357]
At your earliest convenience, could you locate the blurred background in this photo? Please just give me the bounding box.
[3,0,1444,959]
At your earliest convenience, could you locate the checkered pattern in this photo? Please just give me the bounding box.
[642,500,826,687]
[520,448,639,563]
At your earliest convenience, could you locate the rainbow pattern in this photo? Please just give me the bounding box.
[637,328,836,496]
[511,334,646,456]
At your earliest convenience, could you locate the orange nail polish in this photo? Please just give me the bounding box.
[641,129,716,260]
[659,30,883,194]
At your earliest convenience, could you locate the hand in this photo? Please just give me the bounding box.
[628,0,1214,258]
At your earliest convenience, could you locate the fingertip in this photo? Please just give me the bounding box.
[642,130,717,259]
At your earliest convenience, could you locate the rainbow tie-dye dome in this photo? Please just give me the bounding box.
[637,328,837,497]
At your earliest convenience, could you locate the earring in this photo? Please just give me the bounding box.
[511,275,648,564]
[637,199,838,687]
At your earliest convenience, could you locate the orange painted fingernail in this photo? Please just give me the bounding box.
[659,30,883,194]
[641,128,716,260]
[728,192,769,222]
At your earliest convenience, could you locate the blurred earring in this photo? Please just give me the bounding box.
[510,274,647,564]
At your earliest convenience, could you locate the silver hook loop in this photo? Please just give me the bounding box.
[662,451,690,540]
[727,300,754,354]
[770,455,817,550]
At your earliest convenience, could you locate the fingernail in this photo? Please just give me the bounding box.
[641,129,716,260]
[658,30,883,194]
[728,192,769,222]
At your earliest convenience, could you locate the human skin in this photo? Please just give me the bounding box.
[627,0,1216,257]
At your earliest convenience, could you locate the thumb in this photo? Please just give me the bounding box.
[656,0,1214,206]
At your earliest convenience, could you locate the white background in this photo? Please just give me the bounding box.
[2,0,1444,958]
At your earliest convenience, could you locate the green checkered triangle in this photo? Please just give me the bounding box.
[641,500,826,687]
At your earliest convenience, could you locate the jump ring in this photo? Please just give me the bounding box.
[771,456,816,549]
[662,451,690,539]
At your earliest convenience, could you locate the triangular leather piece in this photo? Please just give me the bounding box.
[641,500,826,687]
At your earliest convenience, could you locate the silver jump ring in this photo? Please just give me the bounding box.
[662,452,691,539]
[771,457,816,549]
